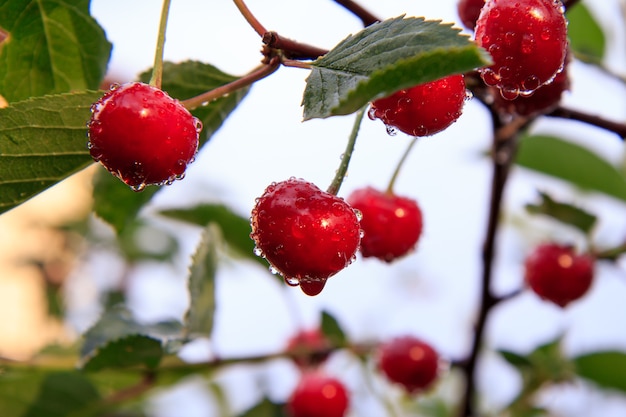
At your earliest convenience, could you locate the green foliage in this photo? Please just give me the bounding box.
[566,3,606,63]
[0,0,112,102]
[573,351,626,393]
[321,310,348,348]
[237,398,284,417]
[82,335,163,372]
[525,191,597,235]
[0,91,101,215]
[302,16,490,119]
[516,135,626,202]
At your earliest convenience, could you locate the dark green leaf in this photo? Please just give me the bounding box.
[82,335,163,372]
[573,351,626,393]
[159,203,269,269]
[302,16,490,119]
[139,61,250,146]
[516,135,626,203]
[525,191,597,234]
[0,91,101,215]
[238,398,285,417]
[0,0,112,102]
[185,224,219,338]
[321,310,347,347]
[498,349,533,369]
[566,3,605,63]
[80,305,183,368]
[21,371,100,417]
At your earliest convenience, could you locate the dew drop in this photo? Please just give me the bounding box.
[465,90,474,101]
[130,183,147,192]
[522,75,541,92]
[353,208,363,222]
[385,125,397,136]
[285,276,300,286]
[481,69,499,86]
[269,265,280,275]
[253,246,264,257]
[367,106,378,120]
[499,87,520,100]
[108,82,121,91]
[521,34,535,54]
[194,117,203,133]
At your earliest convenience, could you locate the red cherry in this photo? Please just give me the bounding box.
[475,0,568,99]
[378,336,440,393]
[369,75,466,137]
[347,187,423,262]
[286,328,332,368]
[286,372,349,417]
[457,0,487,30]
[250,178,361,296]
[524,243,595,307]
[88,82,200,191]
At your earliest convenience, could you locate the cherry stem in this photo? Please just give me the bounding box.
[327,108,365,196]
[547,106,626,139]
[148,0,172,88]
[332,0,381,26]
[386,137,419,194]
[232,0,266,36]
[180,59,281,111]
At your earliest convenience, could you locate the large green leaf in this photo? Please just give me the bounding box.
[159,203,269,269]
[139,60,250,146]
[0,91,100,215]
[302,15,490,119]
[0,0,111,102]
[573,351,626,393]
[515,135,626,203]
[566,3,605,63]
[184,224,219,338]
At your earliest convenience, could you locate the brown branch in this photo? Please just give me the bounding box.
[262,32,329,60]
[332,0,381,26]
[547,106,626,139]
[103,371,156,405]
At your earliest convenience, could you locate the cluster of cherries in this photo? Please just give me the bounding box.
[284,329,440,417]
[87,0,593,326]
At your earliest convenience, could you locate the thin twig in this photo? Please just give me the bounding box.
[547,106,626,139]
[332,0,381,26]
[232,0,266,36]
[263,32,329,60]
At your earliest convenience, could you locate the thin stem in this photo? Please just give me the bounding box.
[263,32,329,60]
[149,0,172,88]
[180,59,281,111]
[547,106,626,139]
[327,108,366,195]
[386,137,419,194]
[103,371,156,405]
[332,0,381,26]
[232,0,266,36]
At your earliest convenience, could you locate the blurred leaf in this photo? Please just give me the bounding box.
[82,335,163,372]
[80,305,183,369]
[159,203,269,269]
[184,224,219,338]
[92,168,159,235]
[321,310,347,347]
[238,398,284,417]
[516,135,626,203]
[302,16,490,119]
[0,0,112,102]
[566,3,605,63]
[139,60,250,146]
[21,371,100,417]
[498,349,533,369]
[525,191,597,234]
[573,351,626,393]
[116,220,179,263]
[0,91,101,215]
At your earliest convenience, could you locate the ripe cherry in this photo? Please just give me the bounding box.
[347,187,423,262]
[524,243,595,307]
[250,178,361,296]
[475,0,568,99]
[368,74,466,137]
[378,336,440,393]
[457,0,486,30]
[286,372,349,417]
[88,82,200,191]
[286,328,332,368]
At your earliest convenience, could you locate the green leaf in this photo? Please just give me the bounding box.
[80,305,183,369]
[0,0,112,102]
[525,191,597,234]
[498,349,533,369]
[82,335,163,372]
[159,203,269,269]
[237,398,284,417]
[138,61,250,146]
[320,310,347,347]
[0,91,101,215]
[573,351,626,393]
[302,15,490,119]
[515,135,626,203]
[184,224,219,338]
[566,3,605,63]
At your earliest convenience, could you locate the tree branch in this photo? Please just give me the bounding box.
[332,0,381,26]
[547,106,626,139]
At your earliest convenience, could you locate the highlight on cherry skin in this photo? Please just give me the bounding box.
[474,0,568,100]
[524,242,595,308]
[87,82,202,191]
[249,177,362,296]
[368,74,467,137]
[347,186,423,262]
[378,335,441,393]
[286,371,350,417]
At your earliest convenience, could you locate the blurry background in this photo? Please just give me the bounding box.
[1,0,625,415]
